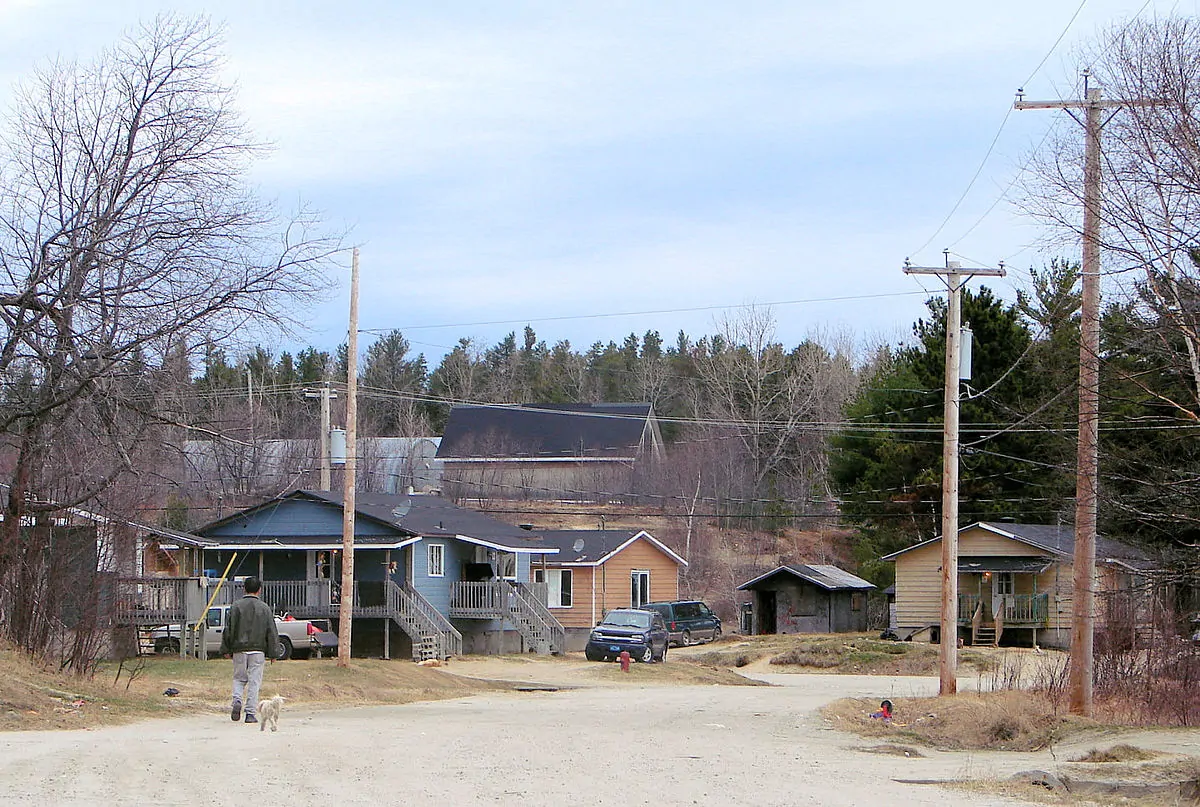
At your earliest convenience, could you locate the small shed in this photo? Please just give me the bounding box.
[737,564,875,635]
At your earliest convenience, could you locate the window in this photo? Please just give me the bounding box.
[536,569,573,608]
[851,593,865,612]
[631,570,650,607]
[996,573,1014,596]
[427,543,445,577]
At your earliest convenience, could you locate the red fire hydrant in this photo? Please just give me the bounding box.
[618,650,631,672]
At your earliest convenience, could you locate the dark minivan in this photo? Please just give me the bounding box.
[642,600,721,647]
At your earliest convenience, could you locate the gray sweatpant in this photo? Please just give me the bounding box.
[231,651,266,715]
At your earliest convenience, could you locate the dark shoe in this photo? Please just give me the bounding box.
[244,713,258,724]
[230,701,242,722]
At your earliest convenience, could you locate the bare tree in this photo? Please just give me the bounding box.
[0,16,338,663]
[696,307,858,518]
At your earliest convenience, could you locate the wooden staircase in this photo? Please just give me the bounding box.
[383,580,462,661]
[972,625,997,646]
[505,582,565,655]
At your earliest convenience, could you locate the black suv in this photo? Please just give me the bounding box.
[585,608,669,663]
[641,600,721,647]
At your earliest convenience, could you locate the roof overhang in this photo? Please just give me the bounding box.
[200,536,424,552]
[430,534,558,555]
[958,556,1053,574]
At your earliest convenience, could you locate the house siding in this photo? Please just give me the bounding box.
[594,540,680,615]
[894,527,1089,640]
[203,498,397,539]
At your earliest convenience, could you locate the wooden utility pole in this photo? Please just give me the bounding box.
[337,248,360,668]
[1016,74,1158,716]
[905,252,1005,696]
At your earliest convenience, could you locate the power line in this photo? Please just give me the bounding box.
[358,291,929,334]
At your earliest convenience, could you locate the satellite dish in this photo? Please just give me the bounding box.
[390,503,410,521]
[572,538,585,553]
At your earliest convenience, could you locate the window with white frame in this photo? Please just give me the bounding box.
[535,568,573,608]
[427,543,445,577]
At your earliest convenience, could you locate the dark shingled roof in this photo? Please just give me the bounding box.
[535,529,686,565]
[535,530,638,563]
[738,564,875,592]
[297,490,551,550]
[437,403,654,459]
[881,522,1150,563]
[197,490,553,552]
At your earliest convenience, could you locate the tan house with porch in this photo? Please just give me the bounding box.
[883,522,1154,649]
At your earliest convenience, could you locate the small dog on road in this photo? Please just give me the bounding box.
[257,695,285,732]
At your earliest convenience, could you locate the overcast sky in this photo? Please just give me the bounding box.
[0,0,1185,363]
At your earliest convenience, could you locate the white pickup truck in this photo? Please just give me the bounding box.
[149,605,336,660]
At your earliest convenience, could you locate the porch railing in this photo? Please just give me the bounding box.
[203,579,335,618]
[449,580,506,616]
[111,577,206,626]
[957,592,1050,625]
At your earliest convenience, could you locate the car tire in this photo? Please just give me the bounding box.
[680,629,692,647]
[156,638,180,656]
[585,649,604,662]
[276,636,293,660]
[711,626,722,643]
[639,645,653,663]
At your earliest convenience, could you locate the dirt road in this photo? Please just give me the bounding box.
[0,665,1093,807]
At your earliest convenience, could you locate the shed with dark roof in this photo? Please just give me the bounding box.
[736,564,875,635]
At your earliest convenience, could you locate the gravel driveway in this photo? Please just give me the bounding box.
[0,671,1092,806]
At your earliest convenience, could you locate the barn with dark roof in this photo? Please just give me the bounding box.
[436,403,664,499]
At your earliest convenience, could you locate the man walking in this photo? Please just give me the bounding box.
[220,577,280,725]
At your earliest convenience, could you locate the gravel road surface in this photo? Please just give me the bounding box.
[0,671,1105,806]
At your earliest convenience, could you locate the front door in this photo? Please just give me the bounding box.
[759,591,777,634]
[631,570,650,607]
[992,572,1014,621]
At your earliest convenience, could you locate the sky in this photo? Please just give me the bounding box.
[0,0,1188,366]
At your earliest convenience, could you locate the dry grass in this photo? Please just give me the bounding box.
[586,658,768,687]
[1072,744,1163,764]
[822,691,1091,751]
[0,645,496,732]
[685,633,995,676]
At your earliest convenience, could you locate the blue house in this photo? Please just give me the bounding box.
[191,489,564,659]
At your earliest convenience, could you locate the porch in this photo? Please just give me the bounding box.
[449,580,565,654]
[112,577,461,660]
[957,592,1051,627]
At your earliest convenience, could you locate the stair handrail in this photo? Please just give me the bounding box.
[385,580,462,658]
[508,581,565,654]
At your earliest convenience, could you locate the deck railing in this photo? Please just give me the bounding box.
[111,577,205,626]
[958,592,1049,625]
[449,580,506,616]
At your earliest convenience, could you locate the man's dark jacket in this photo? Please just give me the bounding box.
[219,595,280,657]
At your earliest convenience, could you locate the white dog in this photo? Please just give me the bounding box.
[257,695,285,732]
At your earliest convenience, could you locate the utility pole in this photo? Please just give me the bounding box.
[1016,73,1159,716]
[303,383,338,490]
[905,252,1005,696]
[337,247,360,668]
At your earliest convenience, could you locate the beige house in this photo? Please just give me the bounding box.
[883,522,1154,649]
[532,529,686,651]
